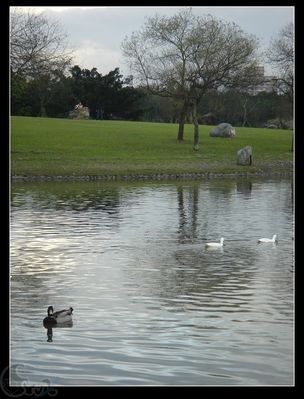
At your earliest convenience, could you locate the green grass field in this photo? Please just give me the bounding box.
[11,116,293,177]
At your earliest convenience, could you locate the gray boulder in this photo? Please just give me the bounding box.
[210,123,236,138]
[237,146,253,166]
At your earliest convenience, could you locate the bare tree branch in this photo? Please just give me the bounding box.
[266,22,294,102]
[10,8,73,78]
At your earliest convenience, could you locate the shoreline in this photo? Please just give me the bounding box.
[11,170,293,182]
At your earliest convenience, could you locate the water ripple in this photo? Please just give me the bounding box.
[10,179,294,386]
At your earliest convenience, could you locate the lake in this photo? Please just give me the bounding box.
[10,178,294,386]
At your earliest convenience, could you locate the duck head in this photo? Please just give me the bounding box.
[43,306,57,327]
[47,306,54,316]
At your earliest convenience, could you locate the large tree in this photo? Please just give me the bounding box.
[10,7,72,77]
[267,22,294,103]
[267,22,294,150]
[122,8,261,149]
[10,8,72,116]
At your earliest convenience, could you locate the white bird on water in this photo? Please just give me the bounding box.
[258,234,277,243]
[205,237,224,248]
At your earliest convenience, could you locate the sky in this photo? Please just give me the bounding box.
[13,6,294,77]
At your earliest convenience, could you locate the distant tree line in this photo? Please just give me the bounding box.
[11,64,293,127]
[11,64,147,120]
[11,65,293,127]
[138,89,292,128]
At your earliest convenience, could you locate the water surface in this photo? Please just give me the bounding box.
[10,178,294,386]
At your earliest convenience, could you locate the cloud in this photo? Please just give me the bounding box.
[12,6,294,77]
[71,40,122,74]
[18,6,106,13]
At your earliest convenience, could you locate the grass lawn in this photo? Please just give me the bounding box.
[11,116,293,177]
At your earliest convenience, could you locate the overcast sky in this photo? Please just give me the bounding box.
[17,6,294,77]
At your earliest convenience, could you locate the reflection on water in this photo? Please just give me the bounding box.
[10,178,294,386]
[45,322,73,343]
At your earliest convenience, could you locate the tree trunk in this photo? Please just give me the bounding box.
[192,101,199,151]
[177,121,185,141]
[39,94,47,117]
[241,96,248,127]
[291,131,294,152]
[40,102,47,117]
[177,102,187,141]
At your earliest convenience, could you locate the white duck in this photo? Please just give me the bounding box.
[258,234,277,243]
[205,237,224,248]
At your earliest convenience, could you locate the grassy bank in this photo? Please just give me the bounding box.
[11,116,293,178]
